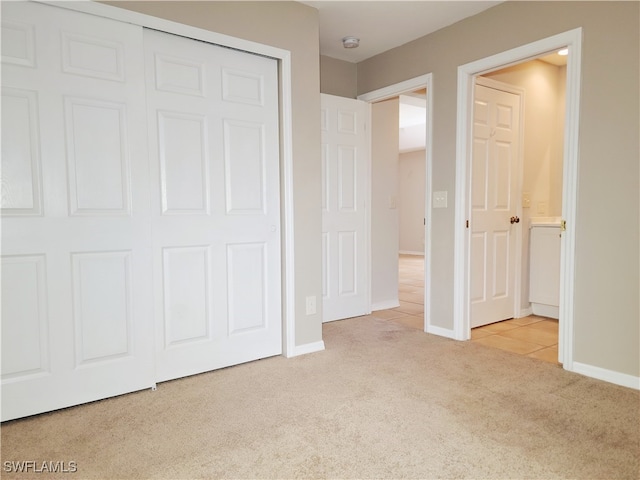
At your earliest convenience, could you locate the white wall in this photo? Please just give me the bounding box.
[371,99,399,310]
[398,150,426,254]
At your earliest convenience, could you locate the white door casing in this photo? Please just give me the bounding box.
[1,1,155,421]
[320,94,370,322]
[470,82,522,328]
[144,29,282,382]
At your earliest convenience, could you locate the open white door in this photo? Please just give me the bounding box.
[470,82,521,328]
[320,94,370,322]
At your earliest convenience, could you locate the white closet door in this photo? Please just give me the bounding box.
[143,29,282,382]
[1,2,154,421]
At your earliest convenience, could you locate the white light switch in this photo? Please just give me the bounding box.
[522,192,531,208]
[389,195,397,209]
[305,295,316,315]
[433,191,448,208]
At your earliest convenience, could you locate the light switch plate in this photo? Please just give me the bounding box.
[522,192,531,208]
[433,191,448,208]
[305,295,316,315]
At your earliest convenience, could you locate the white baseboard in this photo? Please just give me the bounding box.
[426,324,456,339]
[399,250,424,256]
[532,303,559,319]
[371,299,400,311]
[286,341,325,358]
[571,362,640,390]
[518,306,533,318]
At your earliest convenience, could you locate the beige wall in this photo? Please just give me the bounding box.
[320,55,357,98]
[358,1,639,377]
[371,99,400,309]
[106,1,323,347]
[399,150,426,254]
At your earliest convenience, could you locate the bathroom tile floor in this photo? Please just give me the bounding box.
[375,254,560,365]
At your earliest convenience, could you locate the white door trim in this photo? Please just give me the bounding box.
[454,28,583,372]
[37,0,298,358]
[358,74,434,335]
[473,76,526,328]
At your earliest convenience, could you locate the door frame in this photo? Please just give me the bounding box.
[454,28,583,371]
[471,76,525,328]
[40,0,299,357]
[358,74,434,334]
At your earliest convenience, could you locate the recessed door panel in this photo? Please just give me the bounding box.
[158,111,209,214]
[338,231,357,296]
[227,243,266,333]
[224,120,265,214]
[492,231,509,299]
[470,233,487,304]
[62,32,125,82]
[155,54,205,96]
[1,255,49,380]
[1,20,36,67]
[1,88,42,215]
[338,146,356,212]
[163,246,211,346]
[65,97,130,215]
[72,251,132,365]
[222,68,264,106]
[493,141,511,210]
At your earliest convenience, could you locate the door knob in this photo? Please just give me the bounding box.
[510,216,520,224]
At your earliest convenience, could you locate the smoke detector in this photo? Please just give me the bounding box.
[342,36,360,49]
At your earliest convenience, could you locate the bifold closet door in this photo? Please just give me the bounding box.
[1,2,154,421]
[143,29,282,382]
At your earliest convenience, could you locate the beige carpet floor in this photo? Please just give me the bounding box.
[2,314,639,479]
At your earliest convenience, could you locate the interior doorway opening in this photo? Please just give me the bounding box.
[469,51,567,364]
[454,28,583,372]
[358,74,434,334]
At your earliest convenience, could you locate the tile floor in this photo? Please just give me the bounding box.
[374,254,560,365]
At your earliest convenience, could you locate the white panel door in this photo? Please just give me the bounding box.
[1,2,154,421]
[321,94,370,322]
[470,83,521,328]
[143,29,282,382]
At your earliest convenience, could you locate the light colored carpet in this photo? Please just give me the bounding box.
[2,314,639,479]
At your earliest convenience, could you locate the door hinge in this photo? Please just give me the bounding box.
[466,220,469,229]
[561,219,567,231]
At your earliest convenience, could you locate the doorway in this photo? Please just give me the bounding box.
[358,74,434,333]
[454,28,583,370]
[469,56,567,362]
